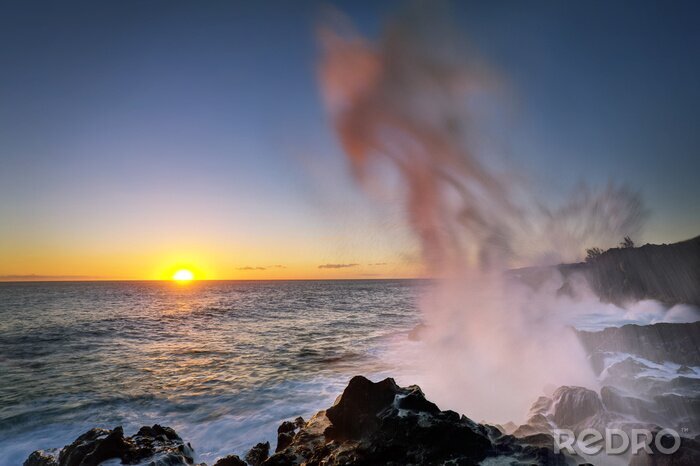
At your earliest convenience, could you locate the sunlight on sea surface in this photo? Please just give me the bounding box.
[0,280,424,465]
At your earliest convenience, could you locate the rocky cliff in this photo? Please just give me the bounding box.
[509,235,700,306]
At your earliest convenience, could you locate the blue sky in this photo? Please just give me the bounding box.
[0,1,698,279]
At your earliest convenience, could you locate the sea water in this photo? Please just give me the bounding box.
[0,280,424,465]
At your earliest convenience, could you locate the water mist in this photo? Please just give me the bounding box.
[318,7,646,423]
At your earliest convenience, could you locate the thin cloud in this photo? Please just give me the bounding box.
[369,262,388,266]
[318,263,359,269]
[237,264,286,271]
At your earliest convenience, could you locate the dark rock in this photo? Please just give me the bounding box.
[551,386,605,429]
[510,236,700,306]
[245,441,270,466]
[264,375,571,465]
[678,365,695,375]
[577,322,700,367]
[324,375,400,440]
[276,418,306,453]
[606,357,652,378]
[58,427,129,466]
[23,451,58,466]
[494,421,517,435]
[653,393,700,432]
[25,425,196,466]
[396,385,440,414]
[512,414,551,438]
[213,454,247,466]
[601,386,658,420]
[629,432,700,466]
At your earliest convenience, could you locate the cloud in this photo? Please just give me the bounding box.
[369,262,387,266]
[318,263,359,269]
[237,264,287,271]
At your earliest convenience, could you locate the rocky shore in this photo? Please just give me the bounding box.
[25,375,570,466]
[23,374,700,466]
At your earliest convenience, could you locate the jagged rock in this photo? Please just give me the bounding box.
[276,417,306,452]
[213,454,247,466]
[601,386,658,420]
[677,365,695,375]
[628,432,700,466]
[513,385,629,439]
[245,441,270,466]
[264,375,571,465]
[606,357,652,378]
[653,394,700,432]
[577,322,700,367]
[324,376,400,441]
[512,414,551,438]
[24,425,196,466]
[396,385,440,414]
[23,451,58,466]
[551,386,605,429]
[494,421,518,435]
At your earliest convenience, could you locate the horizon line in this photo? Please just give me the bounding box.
[0,277,427,284]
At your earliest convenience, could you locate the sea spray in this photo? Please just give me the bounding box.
[318,6,646,422]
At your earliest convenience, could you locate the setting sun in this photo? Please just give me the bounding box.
[172,269,194,281]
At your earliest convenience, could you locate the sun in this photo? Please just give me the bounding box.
[172,269,195,282]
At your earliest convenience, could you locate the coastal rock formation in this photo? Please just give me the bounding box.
[22,377,569,465]
[213,455,247,466]
[577,322,700,368]
[244,442,270,466]
[512,386,615,437]
[264,375,570,465]
[509,236,700,306]
[26,375,700,465]
[580,236,700,307]
[23,425,200,466]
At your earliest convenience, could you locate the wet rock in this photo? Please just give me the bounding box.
[245,441,270,466]
[264,375,571,465]
[213,454,247,466]
[628,432,700,466]
[551,386,605,429]
[601,386,658,419]
[606,357,653,378]
[23,451,58,466]
[494,421,518,435]
[577,321,700,367]
[276,417,305,453]
[396,385,440,414]
[653,393,700,432]
[678,365,695,375]
[25,424,196,466]
[324,375,400,440]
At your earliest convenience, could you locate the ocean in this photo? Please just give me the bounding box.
[0,280,424,465]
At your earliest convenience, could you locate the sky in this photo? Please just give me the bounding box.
[1,0,698,280]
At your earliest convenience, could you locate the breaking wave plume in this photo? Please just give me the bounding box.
[318,5,646,422]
